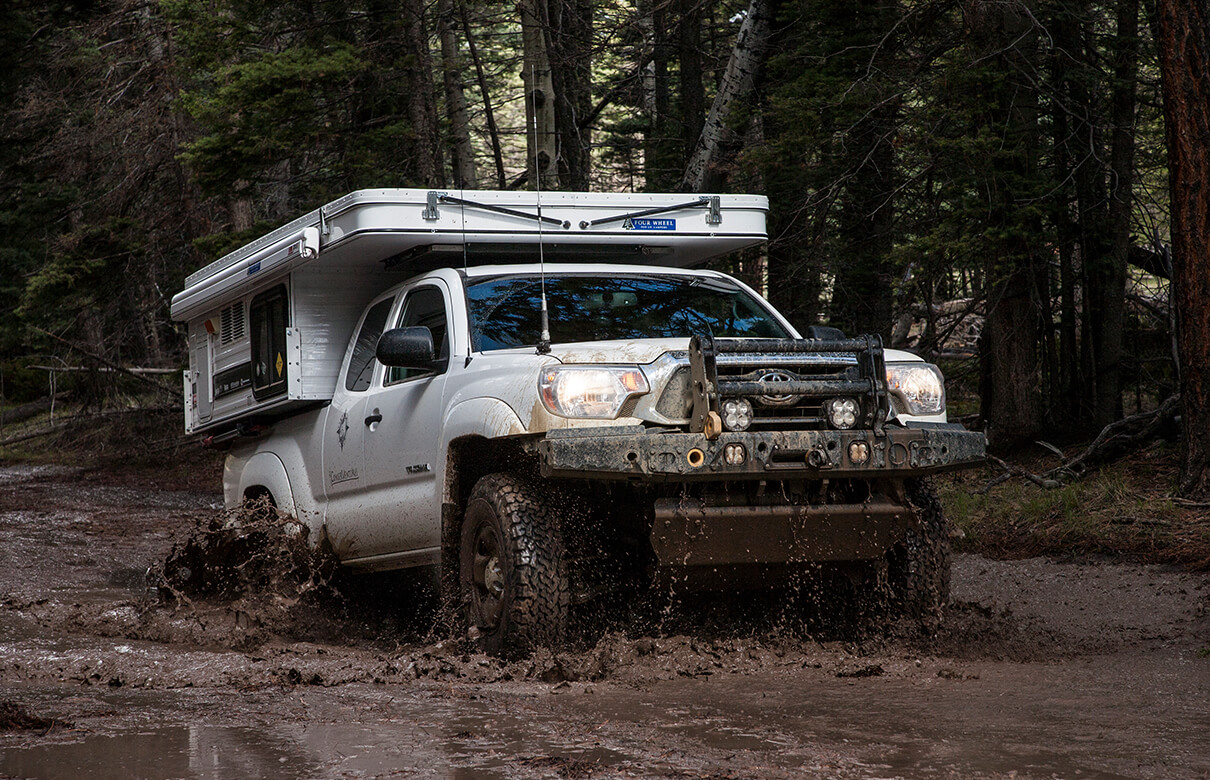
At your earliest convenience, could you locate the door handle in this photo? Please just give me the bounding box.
[364,412,383,426]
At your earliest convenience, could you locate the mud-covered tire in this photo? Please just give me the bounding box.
[886,479,952,621]
[460,473,569,657]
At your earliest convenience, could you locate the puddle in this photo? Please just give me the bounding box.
[4,650,1209,780]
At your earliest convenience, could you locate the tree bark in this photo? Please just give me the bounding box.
[520,0,559,189]
[967,0,1045,449]
[1155,0,1210,497]
[402,0,443,186]
[437,0,477,189]
[1094,0,1139,427]
[546,0,593,190]
[680,0,773,193]
[457,0,506,188]
[678,0,705,172]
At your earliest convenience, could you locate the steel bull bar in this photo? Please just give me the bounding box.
[537,333,986,570]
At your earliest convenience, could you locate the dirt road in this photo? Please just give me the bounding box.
[1,463,1207,779]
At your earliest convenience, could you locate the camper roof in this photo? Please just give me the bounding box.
[170,189,768,322]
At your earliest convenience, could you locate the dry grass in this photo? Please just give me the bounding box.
[938,439,1210,570]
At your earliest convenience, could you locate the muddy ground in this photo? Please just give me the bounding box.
[0,462,1208,779]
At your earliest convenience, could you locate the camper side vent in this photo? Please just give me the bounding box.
[220,304,245,346]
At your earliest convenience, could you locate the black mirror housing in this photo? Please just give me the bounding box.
[376,326,436,368]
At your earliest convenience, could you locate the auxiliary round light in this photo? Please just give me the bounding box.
[826,397,860,430]
[848,440,871,465]
[723,443,748,466]
[721,398,754,431]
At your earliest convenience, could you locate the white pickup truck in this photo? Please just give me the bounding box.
[172,190,985,655]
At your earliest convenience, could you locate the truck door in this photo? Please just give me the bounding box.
[321,295,395,560]
[353,282,452,562]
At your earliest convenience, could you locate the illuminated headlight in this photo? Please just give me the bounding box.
[825,397,860,429]
[539,365,649,418]
[721,398,754,431]
[886,363,946,416]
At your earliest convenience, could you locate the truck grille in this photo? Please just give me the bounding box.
[715,358,857,429]
[677,335,890,434]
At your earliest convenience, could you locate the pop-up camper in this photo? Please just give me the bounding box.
[169,189,769,435]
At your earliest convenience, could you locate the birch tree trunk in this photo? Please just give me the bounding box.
[1155,0,1210,497]
[680,0,773,193]
[520,0,559,189]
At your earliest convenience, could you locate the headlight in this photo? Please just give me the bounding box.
[885,363,945,416]
[539,365,650,418]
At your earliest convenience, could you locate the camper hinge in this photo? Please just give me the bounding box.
[703,196,722,225]
[423,191,444,221]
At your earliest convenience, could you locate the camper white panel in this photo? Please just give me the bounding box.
[292,267,405,400]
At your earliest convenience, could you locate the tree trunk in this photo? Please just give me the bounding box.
[1155,0,1210,497]
[520,0,559,189]
[967,0,1046,449]
[678,0,705,172]
[1094,0,1139,426]
[546,0,593,190]
[437,0,477,189]
[458,0,506,188]
[402,0,443,186]
[680,0,773,193]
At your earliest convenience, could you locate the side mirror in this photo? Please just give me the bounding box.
[376,326,436,369]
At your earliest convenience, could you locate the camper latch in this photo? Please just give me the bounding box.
[423,191,443,221]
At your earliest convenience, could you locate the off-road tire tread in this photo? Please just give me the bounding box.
[888,478,952,620]
[463,473,569,657]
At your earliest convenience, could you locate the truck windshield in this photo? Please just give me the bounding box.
[465,274,790,352]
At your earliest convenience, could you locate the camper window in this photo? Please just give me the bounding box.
[250,285,290,400]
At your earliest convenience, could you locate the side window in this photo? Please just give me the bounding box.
[386,286,450,384]
[250,285,289,400]
[345,297,394,392]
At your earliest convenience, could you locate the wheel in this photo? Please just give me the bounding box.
[460,473,569,657]
[886,478,952,621]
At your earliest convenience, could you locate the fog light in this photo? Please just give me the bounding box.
[721,398,753,431]
[723,442,747,466]
[848,440,871,465]
[826,397,860,429]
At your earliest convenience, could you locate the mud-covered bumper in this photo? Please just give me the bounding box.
[537,423,985,481]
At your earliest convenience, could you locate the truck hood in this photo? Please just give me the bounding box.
[548,338,691,365]
[547,339,925,366]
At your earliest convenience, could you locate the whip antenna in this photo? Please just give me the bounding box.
[534,64,551,355]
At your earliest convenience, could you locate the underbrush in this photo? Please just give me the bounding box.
[938,440,1210,570]
[0,394,223,491]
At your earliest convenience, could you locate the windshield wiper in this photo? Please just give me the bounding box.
[578,196,721,230]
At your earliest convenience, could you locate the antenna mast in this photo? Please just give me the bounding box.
[534,64,551,355]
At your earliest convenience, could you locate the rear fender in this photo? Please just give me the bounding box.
[225,451,297,518]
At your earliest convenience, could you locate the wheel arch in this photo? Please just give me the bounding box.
[227,450,297,518]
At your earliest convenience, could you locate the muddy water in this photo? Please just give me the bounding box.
[1,465,1208,779]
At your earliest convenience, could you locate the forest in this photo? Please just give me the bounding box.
[1,0,1208,495]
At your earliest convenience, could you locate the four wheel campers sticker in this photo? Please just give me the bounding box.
[623,217,675,231]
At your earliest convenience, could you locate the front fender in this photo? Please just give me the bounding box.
[442,397,527,442]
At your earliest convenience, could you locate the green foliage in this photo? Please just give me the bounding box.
[19,218,146,341]
[178,45,369,195]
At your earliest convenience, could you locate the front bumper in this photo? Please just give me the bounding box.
[537,423,986,481]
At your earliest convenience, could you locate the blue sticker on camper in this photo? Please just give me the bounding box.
[247,261,261,276]
[623,218,676,231]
